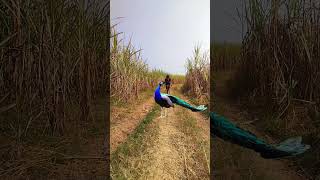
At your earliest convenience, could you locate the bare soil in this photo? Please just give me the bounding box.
[111,95,154,152]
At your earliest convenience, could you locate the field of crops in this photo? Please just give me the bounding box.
[212,43,241,72]
[0,1,110,178]
[213,0,320,178]
[182,46,209,104]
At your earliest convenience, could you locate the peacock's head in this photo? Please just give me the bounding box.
[159,81,164,86]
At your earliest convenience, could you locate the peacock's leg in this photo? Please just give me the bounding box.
[160,107,163,118]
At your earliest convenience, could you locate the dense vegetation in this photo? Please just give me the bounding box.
[212,43,241,72]
[0,0,110,178]
[213,0,320,178]
[182,46,209,104]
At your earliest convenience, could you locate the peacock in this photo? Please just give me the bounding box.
[210,112,311,159]
[154,82,207,118]
[153,82,310,158]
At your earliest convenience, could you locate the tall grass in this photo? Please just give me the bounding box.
[234,0,320,113]
[228,0,320,178]
[212,43,241,72]
[111,30,149,102]
[0,0,109,177]
[182,46,209,104]
[0,0,109,135]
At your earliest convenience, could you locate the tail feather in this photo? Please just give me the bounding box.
[274,137,310,156]
[163,93,207,112]
[210,112,310,159]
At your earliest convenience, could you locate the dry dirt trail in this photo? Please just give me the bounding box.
[111,85,210,179]
[212,71,306,180]
[111,93,155,152]
[145,107,186,179]
[144,86,210,180]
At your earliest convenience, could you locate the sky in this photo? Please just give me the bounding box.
[111,0,210,75]
[211,0,246,43]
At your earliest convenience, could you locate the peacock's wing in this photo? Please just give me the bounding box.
[210,112,310,159]
[160,94,174,107]
[162,93,207,112]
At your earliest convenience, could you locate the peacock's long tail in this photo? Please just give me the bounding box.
[162,93,207,112]
[210,112,310,159]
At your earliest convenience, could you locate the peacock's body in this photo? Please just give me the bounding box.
[154,82,207,117]
[210,112,310,158]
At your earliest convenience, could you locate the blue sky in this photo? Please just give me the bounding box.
[111,0,210,75]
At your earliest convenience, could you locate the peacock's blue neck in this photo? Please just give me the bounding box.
[154,85,162,102]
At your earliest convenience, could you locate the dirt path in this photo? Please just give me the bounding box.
[145,87,210,179]
[111,94,155,152]
[145,108,186,179]
[212,71,306,180]
[111,85,210,179]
